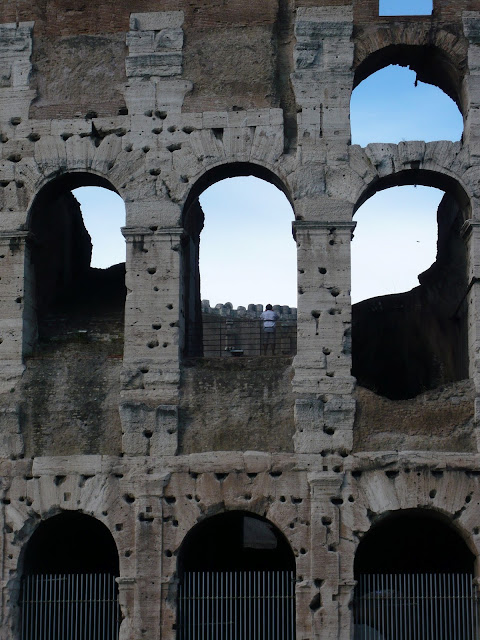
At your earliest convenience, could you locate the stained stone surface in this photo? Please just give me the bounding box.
[0,2,479,639]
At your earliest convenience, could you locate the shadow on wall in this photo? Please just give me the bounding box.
[352,192,468,400]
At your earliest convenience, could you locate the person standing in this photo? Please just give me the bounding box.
[260,304,279,355]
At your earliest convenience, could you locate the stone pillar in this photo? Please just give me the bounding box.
[462,219,480,450]
[308,473,343,640]
[117,577,136,640]
[0,231,33,365]
[120,226,183,456]
[293,221,356,454]
[463,12,480,152]
[130,473,169,639]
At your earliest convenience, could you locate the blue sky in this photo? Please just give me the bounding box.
[74,60,463,308]
[379,0,432,15]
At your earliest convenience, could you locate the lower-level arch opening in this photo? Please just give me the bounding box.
[177,511,296,639]
[353,510,476,640]
[19,512,120,640]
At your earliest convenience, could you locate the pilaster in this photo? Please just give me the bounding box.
[293,220,356,454]
[120,225,183,456]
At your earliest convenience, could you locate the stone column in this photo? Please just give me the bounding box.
[308,473,343,640]
[463,12,480,151]
[462,219,480,450]
[130,473,169,639]
[120,226,183,456]
[117,577,136,640]
[293,221,356,454]
[0,231,32,457]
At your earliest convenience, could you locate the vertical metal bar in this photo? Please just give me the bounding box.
[39,573,44,640]
[215,572,218,640]
[362,575,366,640]
[101,574,104,640]
[230,571,233,640]
[194,572,198,640]
[258,571,261,640]
[179,574,183,640]
[57,574,61,640]
[262,571,265,640]
[420,574,425,640]
[475,576,479,640]
[20,577,25,640]
[397,574,401,640]
[221,571,224,640]
[105,573,109,640]
[207,571,210,640]
[454,573,458,640]
[60,575,64,640]
[94,574,98,640]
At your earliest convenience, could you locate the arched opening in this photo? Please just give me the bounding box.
[351,172,469,400]
[379,0,433,17]
[182,163,296,358]
[28,173,126,348]
[353,44,465,115]
[177,511,296,639]
[20,512,120,640]
[351,64,463,146]
[353,510,476,639]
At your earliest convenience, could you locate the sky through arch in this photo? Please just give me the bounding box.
[72,53,464,308]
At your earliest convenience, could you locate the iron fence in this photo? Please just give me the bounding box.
[186,319,297,358]
[20,573,120,640]
[354,573,479,640]
[178,570,296,640]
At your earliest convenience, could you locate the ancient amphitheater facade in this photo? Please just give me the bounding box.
[0,0,480,638]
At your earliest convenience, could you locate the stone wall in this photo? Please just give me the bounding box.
[0,2,480,639]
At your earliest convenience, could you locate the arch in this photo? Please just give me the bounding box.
[22,511,119,575]
[182,161,294,222]
[353,509,476,639]
[352,170,470,400]
[353,33,467,113]
[354,508,475,576]
[177,511,296,640]
[353,168,471,218]
[181,162,296,358]
[19,511,120,640]
[26,171,126,346]
[26,170,120,226]
[178,511,295,574]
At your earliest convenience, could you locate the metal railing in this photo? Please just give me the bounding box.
[186,320,297,358]
[20,573,120,640]
[354,573,479,640]
[178,570,296,640]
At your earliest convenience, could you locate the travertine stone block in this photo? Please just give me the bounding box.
[120,402,178,456]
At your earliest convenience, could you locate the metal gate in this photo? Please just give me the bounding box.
[354,573,480,640]
[20,573,120,640]
[178,570,296,640]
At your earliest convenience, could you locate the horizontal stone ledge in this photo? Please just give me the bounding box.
[130,11,184,32]
[121,226,183,238]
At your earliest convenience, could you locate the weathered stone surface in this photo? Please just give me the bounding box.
[0,3,478,639]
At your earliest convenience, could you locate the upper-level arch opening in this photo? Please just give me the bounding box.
[352,171,470,400]
[177,511,295,639]
[351,45,464,145]
[27,173,126,349]
[379,0,433,16]
[353,509,476,639]
[353,44,465,113]
[182,163,296,359]
[19,511,120,640]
